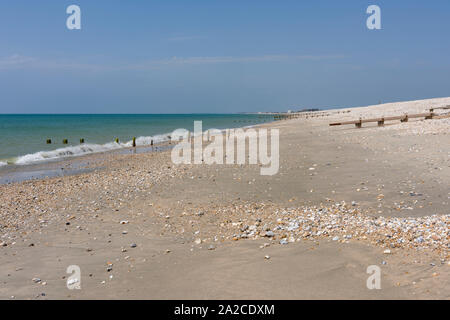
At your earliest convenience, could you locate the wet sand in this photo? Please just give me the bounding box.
[0,97,449,299]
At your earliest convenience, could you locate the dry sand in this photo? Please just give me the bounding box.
[0,97,449,299]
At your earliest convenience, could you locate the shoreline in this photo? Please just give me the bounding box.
[0,142,173,185]
[0,97,448,299]
[0,114,274,168]
[0,117,274,184]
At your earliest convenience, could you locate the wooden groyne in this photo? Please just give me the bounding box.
[329,106,450,128]
[429,105,450,112]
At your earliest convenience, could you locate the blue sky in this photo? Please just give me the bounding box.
[0,0,449,113]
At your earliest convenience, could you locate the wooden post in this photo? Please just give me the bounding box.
[46,139,52,144]
[401,114,408,122]
[115,138,119,143]
[80,138,85,144]
[63,139,68,144]
[132,137,136,147]
[355,118,362,128]
[377,117,385,127]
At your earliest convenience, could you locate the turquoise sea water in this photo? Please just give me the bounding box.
[0,114,274,166]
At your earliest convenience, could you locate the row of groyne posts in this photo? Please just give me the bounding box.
[44,130,252,147]
[329,106,450,128]
[43,115,278,146]
[44,133,216,147]
[272,110,331,121]
[44,137,152,148]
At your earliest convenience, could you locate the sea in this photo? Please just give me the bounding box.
[0,114,274,167]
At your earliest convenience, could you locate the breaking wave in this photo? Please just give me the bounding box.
[1,125,259,167]
[11,133,173,166]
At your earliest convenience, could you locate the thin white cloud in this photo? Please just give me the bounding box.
[0,55,110,71]
[167,35,206,42]
[127,54,346,69]
[0,54,37,68]
[0,54,346,71]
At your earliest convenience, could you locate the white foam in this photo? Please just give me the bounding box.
[8,125,258,166]
[14,143,122,165]
[0,161,7,167]
[13,134,172,166]
[135,133,171,146]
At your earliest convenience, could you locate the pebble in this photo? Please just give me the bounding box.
[415,236,424,243]
[265,231,275,238]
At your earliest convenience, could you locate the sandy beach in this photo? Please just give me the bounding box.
[0,97,449,300]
